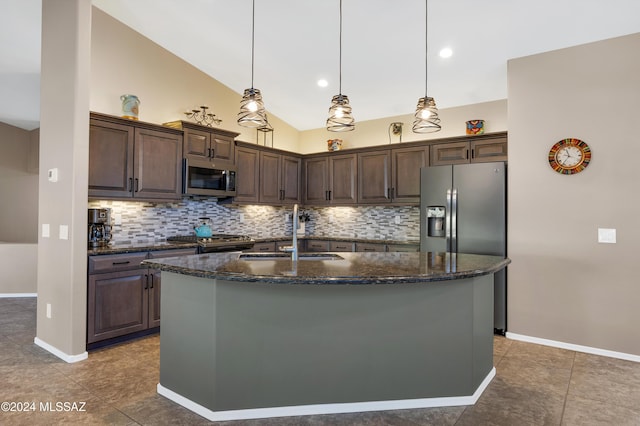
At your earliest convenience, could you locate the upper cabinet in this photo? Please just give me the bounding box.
[430,133,507,166]
[89,113,183,201]
[303,153,357,205]
[357,145,429,204]
[234,142,302,205]
[163,121,239,168]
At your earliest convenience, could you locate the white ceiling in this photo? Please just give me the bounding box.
[3,0,640,131]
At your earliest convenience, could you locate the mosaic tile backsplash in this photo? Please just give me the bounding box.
[88,198,420,244]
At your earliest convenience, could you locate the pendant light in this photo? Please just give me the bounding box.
[238,0,268,128]
[326,0,355,132]
[412,0,441,133]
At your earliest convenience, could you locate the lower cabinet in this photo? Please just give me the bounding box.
[356,242,387,252]
[87,248,195,346]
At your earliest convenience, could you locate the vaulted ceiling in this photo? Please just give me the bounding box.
[3,0,640,131]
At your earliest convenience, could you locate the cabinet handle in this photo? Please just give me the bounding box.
[328,190,332,200]
[134,178,139,192]
[364,248,375,251]
[211,148,215,158]
[144,274,149,290]
[280,189,284,200]
[471,148,475,159]
[128,178,133,192]
[112,261,131,265]
[387,187,391,199]
[466,149,469,160]
[149,274,154,289]
[259,246,270,251]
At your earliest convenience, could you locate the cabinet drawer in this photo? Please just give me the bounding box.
[356,243,387,252]
[148,248,197,258]
[88,252,148,274]
[247,241,277,252]
[306,240,330,252]
[387,244,419,252]
[329,241,355,252]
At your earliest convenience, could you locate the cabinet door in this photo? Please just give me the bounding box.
[387,244,419,252]
[329,154,357,204]
[430,142,470,166]
[148,269,161,329]
[134,128,182,200]
[358,150,391,204]
[392,146,429,203]
[89,119,134,198]
[259,151,281,204]
[234,146,260,203]
[211,134,235,165]
[87,269,148,343]
[303,157,329,205]
[281,155,302,204]
[183,128,210,160]
[471,138,508,163]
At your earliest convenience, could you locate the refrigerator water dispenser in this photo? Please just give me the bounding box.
[426,206,446,237]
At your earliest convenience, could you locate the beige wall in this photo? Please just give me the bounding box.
[90,8,300,152]
[0,122,39,243]
[507,33,640,356]
[298,100,507,154]
[0,243,37,294]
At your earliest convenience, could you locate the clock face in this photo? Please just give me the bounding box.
[548,138,591,175]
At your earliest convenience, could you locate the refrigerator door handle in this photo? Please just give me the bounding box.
[446,189,452,252]
[451,188,458,253]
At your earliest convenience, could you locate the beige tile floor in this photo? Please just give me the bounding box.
[1,297,640,425]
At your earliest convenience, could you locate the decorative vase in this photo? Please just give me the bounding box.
[120,94,140,120]
[466,119,485,135]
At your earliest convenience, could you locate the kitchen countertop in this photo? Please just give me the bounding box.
[87,236,419,256]
[142,251,510,285]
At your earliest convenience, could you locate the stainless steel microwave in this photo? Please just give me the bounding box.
[183,159,236,197]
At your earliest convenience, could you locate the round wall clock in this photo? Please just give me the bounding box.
[548,138,591,175]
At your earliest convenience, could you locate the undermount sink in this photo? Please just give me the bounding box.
[238,253,344,261]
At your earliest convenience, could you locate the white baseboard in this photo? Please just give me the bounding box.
[506,332,640,363]
[0,293,37,298]
[157,367,495,422]
[34,337,88,364]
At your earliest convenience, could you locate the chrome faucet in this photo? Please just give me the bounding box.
[280,203,299,261]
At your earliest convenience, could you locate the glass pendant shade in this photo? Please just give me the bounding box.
[326,94,355,132]
[238,87,268,128]
[412,96,441,133]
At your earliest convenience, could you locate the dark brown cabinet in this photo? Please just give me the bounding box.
[303,153,357,205]
[356,242,387,252]
[164,121,238,167]
[305,240,331,252]
[430,133,507,166]
[87,248,195,346]
[89,113,183,201]
[329,241,355,252]
[234,142,302,205]
[357,145,429,205]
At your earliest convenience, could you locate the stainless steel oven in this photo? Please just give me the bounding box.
[183,159,236,197]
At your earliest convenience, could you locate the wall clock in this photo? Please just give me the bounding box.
[548,138,591,175]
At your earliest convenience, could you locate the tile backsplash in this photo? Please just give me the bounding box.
[89,198,420,244]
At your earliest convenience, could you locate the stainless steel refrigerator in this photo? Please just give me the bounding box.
[420,162,507,334]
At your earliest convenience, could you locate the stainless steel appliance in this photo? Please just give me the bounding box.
[420,162,507,334]
[183,159,236,197]
[88,208,112,248]
[167,234,254,253]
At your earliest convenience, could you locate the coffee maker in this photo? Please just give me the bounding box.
[88,208,112,248]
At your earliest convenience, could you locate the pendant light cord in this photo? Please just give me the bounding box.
[424,0,428,98]
[339,0,343,95]
[251,0,256,89]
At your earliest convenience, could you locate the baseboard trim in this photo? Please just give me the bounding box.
[34,337,88,364]
[0,293,37,298]
[157,367,495,422]
[506,332,640,363]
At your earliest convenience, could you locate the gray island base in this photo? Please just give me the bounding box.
[144,251,510,422]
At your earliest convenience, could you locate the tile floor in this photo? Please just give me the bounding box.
[1,297,640,425]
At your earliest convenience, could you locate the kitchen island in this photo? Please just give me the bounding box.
[143,251,510,422]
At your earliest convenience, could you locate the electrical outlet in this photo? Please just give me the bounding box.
[598,228,616,244]
[42,224,50,238]
[284,214,289,222]
[395,215,401,225]
[46,303,52,319]
[59,225,69,240]
[239,213,245,223]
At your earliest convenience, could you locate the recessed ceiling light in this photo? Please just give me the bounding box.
[317,79,328,88]
[439,47,453,58]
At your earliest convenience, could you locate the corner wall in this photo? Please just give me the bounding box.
[507,33,640,356]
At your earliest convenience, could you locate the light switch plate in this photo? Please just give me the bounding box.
[47,168,58,182]
[59,225,69,240]
[42,223,50,238]
[598,228,616,244]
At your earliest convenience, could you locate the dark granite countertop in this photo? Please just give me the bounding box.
[87,240,197,256]
[142,251,510,285]
[87,236,419,256]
